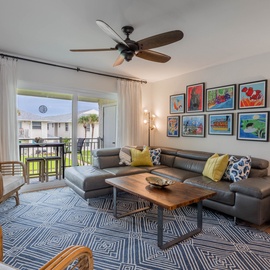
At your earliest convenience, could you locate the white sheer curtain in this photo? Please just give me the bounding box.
[116,79,143,147]
[0,58,19,161]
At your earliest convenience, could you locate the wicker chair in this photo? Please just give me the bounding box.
[40,245,94,270]
[0,226,94,270]
[0,161,26,206]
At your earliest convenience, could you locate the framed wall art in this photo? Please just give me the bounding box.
[206,84,236,111]
[238,80,267,109]
[170,94,185,114]
[186,82,205,113]
[237,111,269,142]
[182,114,205,137]
[167,116,180,137]
[208,113,234,135]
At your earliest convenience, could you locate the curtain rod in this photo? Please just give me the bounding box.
[0,53,147,84]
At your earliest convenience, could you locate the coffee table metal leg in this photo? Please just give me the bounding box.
[113,187,153,219]
[157,206,164,248]
[158,201,203,250]
[113,186,118,217]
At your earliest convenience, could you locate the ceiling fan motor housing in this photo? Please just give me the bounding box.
[116,43,136,61]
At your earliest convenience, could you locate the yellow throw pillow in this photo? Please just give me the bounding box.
[130,146,153,167]
[202,153,229,182]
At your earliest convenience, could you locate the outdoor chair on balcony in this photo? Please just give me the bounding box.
[0,161,26,206]
[65,138,85,165]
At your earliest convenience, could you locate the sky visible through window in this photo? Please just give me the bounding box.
[17,95,98,116]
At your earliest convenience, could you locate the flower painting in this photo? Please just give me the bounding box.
[167,116,180,137]
[182,115,205,137]
[237,112,269,141]
[238,80,267,109]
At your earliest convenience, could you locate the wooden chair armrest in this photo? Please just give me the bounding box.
[39,245,93,270]
[0,161,26,183]
[0,173,3,198]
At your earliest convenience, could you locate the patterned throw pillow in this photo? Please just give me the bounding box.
[149,148,161,165]
[224,156,251,182]
[119,146,134,165]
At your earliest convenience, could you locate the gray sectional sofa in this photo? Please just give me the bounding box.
[65,146,270,226]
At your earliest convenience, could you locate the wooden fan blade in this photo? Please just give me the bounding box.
[70,48,116,52]
[137,30,184,50]
[136,50,171,63]
[113,54,125,67]
[96,20,129,47]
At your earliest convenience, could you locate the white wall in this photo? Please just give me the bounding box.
[150,52,270,173]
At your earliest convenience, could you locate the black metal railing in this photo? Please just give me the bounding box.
[19,137,101,168]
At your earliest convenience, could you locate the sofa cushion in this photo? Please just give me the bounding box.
[184,176,235,206]
[173,156,206,174]
[130,147,153,167]
[104,166,148,176]
[65,166,113,191]
[223,156,251,182]
[202,153,229,182]
[160,154,175,167]
[176,149,213,161]
[92,147,121,156]
[151,167,200,182]
[3,175,25,196]
[93,155,121,169]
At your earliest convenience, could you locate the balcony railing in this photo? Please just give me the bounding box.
[19,137,102,168]
[60,137,101,167]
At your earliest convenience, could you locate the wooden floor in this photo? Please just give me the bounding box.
[252,222,270,233]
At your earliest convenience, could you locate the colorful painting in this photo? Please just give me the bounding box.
[182,115,205,137]
[238,80,267,109]
[209,113,233,135]
[167,116,180,137]
[186,83,204,113]
[170,94,185,114]
[206,84,236,111]
[237,112,269,141]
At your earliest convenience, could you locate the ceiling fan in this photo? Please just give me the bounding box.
[70,20,184,67]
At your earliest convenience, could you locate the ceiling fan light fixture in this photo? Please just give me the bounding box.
[123,51,134,62]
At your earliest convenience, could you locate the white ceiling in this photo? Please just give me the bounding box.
[1,0,270,83]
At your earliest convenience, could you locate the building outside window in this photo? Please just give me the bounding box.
[32,121,41,129]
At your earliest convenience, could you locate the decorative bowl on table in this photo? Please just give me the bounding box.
[145,176,175,188]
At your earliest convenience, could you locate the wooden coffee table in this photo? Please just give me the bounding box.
[105,173,216,249]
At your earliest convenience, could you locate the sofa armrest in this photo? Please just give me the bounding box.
[230,177,270,199]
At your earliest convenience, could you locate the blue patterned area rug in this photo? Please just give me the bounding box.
[1,187,270,270]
